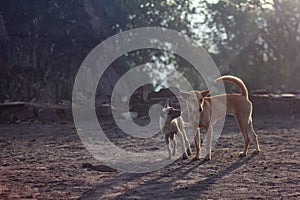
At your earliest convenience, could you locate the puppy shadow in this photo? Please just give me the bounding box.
[78,157,201,199]
[78,172,145,200]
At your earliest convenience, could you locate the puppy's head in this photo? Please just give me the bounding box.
[180,90,210,113]
[160,99,181,123]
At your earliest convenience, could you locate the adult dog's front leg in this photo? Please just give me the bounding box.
[182,128,192,156]
[192,125,201,160]
[178,130,189,159]
[205,125,213,160]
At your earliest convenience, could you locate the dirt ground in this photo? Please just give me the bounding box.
[0,115,299,199]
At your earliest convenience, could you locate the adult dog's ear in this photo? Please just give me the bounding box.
[201,90,210,97]
[164,99,171,107]
[179,92,189,100]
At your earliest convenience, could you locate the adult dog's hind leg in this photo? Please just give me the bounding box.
[248,119,261,154]
[235,114,250,157]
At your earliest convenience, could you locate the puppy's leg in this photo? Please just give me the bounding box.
[192,125,201,160]
[165,135,172,160]
[172,137,177,156]
[248,119,260,154]
[178,130,189,159]
[205,125,212,160]
[236,114,250,157]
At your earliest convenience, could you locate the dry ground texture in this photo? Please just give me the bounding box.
[0,115,299,199]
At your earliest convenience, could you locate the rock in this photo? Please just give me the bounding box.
[251,89,269,95]
[289,97,300,116]
[0,102,35,123]
[280,94,296,98]
[269,97,293,116]
[250,95,270,115]
[96,104,112,117]
[14,104,36,121]
[36,107,60,122]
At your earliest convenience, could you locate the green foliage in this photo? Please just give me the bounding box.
[196,0,300,92]
[1,0,299,101]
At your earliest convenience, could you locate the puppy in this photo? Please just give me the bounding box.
[180,75,261,160]
[160,99,192,160]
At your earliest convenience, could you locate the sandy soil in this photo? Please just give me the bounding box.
[0,115,299,199]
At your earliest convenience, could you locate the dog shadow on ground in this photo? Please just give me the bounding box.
[79,154,257,199]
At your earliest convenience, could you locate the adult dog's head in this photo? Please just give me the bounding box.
[179,90,210,114]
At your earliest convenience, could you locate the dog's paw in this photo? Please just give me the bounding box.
[182,153,189,160]
[239,152,247,157]
[187,148,192,156]
[192,156,200,161]
[204,154,211,161]
[252,149,260,154]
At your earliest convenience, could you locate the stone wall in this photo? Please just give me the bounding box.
[250,94,300,117]
[0,94,299,123]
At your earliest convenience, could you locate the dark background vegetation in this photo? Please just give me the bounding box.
[0,0,299,102]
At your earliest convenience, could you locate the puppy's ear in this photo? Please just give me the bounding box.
[201,90,210,97]
[179,92,189,100]
[165,99,170,107]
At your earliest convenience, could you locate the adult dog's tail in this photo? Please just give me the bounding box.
[215,75,248,98]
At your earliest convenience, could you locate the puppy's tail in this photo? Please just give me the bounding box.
[215,75,248,99]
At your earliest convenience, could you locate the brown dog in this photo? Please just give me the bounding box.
[180,75,260,160]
